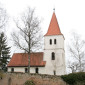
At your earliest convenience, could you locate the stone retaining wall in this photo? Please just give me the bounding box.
[0,73,67,85]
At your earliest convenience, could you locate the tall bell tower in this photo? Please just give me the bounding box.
[44,11,66,75]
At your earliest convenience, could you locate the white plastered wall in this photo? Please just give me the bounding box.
[44,35,66,75]
[8,67,45,74]
[8,67,26,72]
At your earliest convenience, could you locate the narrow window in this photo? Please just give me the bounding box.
[50,39,52,45]
[54,39,56,44]
[52,52,55,60]
[11,68,14,72]
[25,68,28,73]
[35,68,39,73]
[54,70,56,75]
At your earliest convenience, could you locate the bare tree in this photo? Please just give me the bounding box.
[68,33,85,72]
[68,61,79,73]
[0,5,8,69]
[12,7,43,73]
[0,7,7,29]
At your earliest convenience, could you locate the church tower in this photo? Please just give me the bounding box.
[44,11,66,75]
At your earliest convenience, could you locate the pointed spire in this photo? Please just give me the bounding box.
[45,11,62,36]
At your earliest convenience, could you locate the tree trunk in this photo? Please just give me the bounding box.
[28,32,31,74]
[79,57,82,72]
[28,53,30,74]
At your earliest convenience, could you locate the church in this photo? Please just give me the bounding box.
[7,11,66,75]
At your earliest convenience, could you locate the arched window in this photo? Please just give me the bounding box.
[35,68,39,73]
[25,68,28,73]
[54,39,56,44]
[50,39,52,45]
[51,52,55,60]
[11,68,14,72]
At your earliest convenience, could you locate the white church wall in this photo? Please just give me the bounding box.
[8,67,11,72]
[44,35,64,50]
[29,67,46,74]
[8,67,26,72]
[44,54,65,75]
[30,67,35,73]
[8,67,45,74]
[44,35,66,75]
[44,50,65,75]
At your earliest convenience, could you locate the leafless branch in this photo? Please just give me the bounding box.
[11,7,43,73]
[68,33,85,72]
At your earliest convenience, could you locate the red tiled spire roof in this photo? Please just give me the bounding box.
[7,52,46,67]
[45,12,62,36]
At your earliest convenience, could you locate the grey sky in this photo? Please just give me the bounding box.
[0,0,85,37]
[0,0,85,73]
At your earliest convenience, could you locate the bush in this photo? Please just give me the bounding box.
[24,80,35,85]
[61,72,85,85]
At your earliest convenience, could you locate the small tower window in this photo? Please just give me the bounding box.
[50,39,52,45]
[54,70,56,75]
[54,39,56,44]
[11,68,14,72]
[51,52,55,60]
[35,68,39,73]
[25,68,28,73]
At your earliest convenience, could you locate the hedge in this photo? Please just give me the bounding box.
[61,72,85,85]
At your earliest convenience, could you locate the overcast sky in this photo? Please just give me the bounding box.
[0,0,85,37]
[0,0,85,53]
[0,0,85,73]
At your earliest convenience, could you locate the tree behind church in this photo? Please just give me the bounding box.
[0,5,8,29]
[0,32,10,72]
[68,33,85,73]
[12,7,43,74]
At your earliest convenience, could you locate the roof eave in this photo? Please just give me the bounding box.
[7,65,46,67]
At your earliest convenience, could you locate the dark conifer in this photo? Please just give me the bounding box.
[0,32,10,72]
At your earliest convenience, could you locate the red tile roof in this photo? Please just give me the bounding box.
[8,52,46,67]
[45,12,62,36]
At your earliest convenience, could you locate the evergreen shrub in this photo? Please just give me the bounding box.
[61,72,85,85]
[24,80,35,85]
